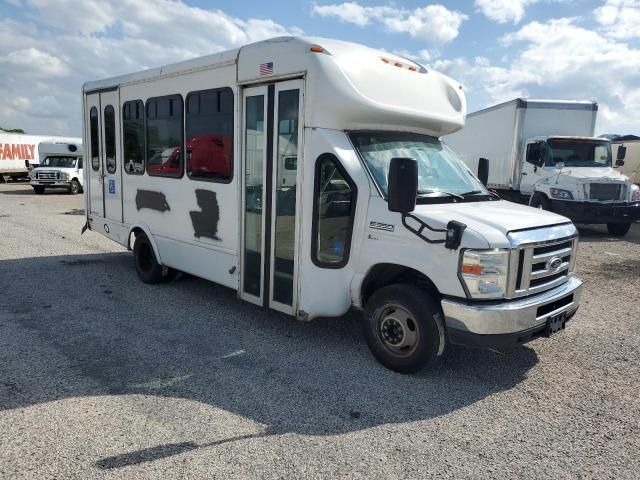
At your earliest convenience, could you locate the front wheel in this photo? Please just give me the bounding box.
[363,284,446,374]
[530,192,552,211]
[607,222,631,237]
[69,179,81,195]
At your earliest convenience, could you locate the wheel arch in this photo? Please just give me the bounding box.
[128,224,163,263]
[360,263,441,308]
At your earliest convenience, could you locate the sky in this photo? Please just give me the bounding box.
[0,0,639,137]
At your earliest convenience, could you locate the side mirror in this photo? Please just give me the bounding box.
[388,157,417,213]
[477,158,489,187]
[616,146,626,166]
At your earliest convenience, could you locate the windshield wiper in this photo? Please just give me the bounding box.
[417,189,464,200]
[460,189,501,200]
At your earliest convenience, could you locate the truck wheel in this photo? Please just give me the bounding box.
[69,180,81,195]
[33,186,45,194]
[530,193,552,211]
[607,222,631,237]
[133,233,164,284]
[363,284,446,374]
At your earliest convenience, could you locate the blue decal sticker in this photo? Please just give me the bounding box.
[108,179,116,194]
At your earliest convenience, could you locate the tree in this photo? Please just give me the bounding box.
[0,126,25,134]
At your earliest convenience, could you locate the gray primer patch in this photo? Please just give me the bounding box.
[135,190,170,212]
[189,189,220,240]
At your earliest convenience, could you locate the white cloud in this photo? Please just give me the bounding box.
[595,0,640,39]
[0,1,302,135]
[312,2,467,44]
[431,16,640,133]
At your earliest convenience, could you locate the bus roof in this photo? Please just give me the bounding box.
[83,36,466,137]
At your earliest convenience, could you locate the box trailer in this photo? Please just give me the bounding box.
[444,99,640,236]
[0,132,82,181]
[82,37,583,373]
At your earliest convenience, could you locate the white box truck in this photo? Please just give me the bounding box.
[0,131,82,181]
[82,37,583,373]
[30,141,84,194]
[444,99,640,237]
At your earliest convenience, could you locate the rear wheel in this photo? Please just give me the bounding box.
[530,192,552,211]
[133,233,164,284]
[363,284,445,374]
[69,179,81,195]
[33,186,45,194]
[607,222,631,237]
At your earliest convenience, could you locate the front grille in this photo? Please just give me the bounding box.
[509,237,577,298]
[590,183,623,201]
[36,171,59,180]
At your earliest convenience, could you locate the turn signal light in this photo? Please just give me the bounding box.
[461,264,483,275]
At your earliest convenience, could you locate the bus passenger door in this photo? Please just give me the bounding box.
[240,80,304,316]
[86,94,103,217]
[99,90,123,223]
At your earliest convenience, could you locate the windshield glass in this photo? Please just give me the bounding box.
[41,156,77,168]
[547,139,611,167]
[349,132,488,199]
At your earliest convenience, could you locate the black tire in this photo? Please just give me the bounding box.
[69,179,81,195]
[133,233,164,284]
[161,268,179,283]
[530,192,552,211]
[607,222,631,237]
[363,284,446,374]
[33,186,45,194]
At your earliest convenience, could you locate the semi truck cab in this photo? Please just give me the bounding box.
[523,136,640,236]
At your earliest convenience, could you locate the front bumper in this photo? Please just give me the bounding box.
[550,199,640,224]
[442,276,582,349]
[31,180,71,188]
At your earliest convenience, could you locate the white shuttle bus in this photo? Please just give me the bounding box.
[82,37,583,373]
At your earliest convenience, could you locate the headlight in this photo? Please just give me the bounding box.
[459,249,510,299]
[631,184,640,202]
[550,188,574,200]
[61,172,69,180]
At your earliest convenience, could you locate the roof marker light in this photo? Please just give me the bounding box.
[310,46,328,54]
[381,58,390,64]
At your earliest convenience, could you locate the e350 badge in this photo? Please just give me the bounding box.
[369,221,394,232]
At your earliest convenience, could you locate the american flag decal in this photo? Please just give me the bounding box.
[259,62,273,75]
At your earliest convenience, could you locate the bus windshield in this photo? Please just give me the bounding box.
[349,132,489,201]
[41,156,77,168]
[547,139,612,168]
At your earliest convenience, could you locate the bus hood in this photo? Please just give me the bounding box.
[411,200,570,246]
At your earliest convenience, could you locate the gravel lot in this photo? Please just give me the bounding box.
[0,182,639,479]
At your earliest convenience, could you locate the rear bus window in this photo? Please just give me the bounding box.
[146,95,184,178]
[123,100,144,174]
[185,88,234,182]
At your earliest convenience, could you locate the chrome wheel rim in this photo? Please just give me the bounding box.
[378,304,420,357]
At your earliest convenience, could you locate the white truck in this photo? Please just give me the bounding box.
[0,131,82,181]
[444,99,640,237]
[30,141,84,194]
[82,36,583,373]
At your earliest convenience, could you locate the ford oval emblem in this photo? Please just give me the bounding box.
[546,256,563,271]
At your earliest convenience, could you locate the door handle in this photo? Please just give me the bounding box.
[522,172,528,175]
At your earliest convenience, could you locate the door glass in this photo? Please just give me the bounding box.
[243,95,265,297]
[273,89,299,305]
[90,107,100,171]
[104,105,116,174]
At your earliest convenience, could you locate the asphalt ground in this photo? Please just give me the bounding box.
[0,182,639,479]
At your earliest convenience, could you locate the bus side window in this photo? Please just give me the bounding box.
[312,154,357,268]
[146,95,184,178]
[90,107,99,171]
[123,100,145,174]
[185,87,234,182]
